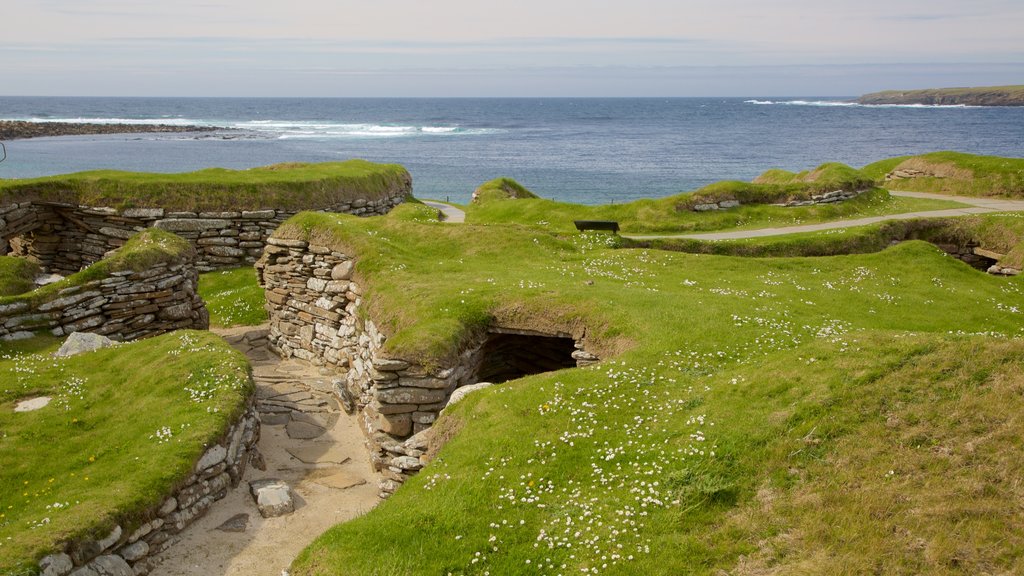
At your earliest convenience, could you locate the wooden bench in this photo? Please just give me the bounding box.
[573,220,620,233]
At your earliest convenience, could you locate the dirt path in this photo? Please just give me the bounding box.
[147,325,380,576]
[623,191,1024,241]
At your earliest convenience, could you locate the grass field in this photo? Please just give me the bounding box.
[0,160,410,212]
[198,267,269,328]
[0,331,251,573]
[0,257,40,297]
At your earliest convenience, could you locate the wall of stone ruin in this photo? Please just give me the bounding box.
[0,259,208,342]
[256,236,599,496]
[691,189,865,212]
[0,191,404,275]
[36,406,260,576]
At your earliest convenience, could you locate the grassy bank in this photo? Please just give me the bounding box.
[0,331,251,573]
[0,257,40,297]
[0,160,411,212]
[0,229,194,309]
[284,202,1024,575]
[863,152,1024,198]
[858,85,1024,106]
[198,267,268,328]
[466,184,963,235]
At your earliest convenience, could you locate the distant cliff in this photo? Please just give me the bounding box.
[857,85,1024,106]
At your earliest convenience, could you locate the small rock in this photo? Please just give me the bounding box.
[248,479,294,518]
[116,540,148,562]
[55,332,115,358]
[194,445,227,472]
[39,553,73,576]
[214,513,250,533]
[260,412,290,426]
[14,396,52,412]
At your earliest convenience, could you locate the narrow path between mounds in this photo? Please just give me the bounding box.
[147,325,380,576]
[422,200,466,223]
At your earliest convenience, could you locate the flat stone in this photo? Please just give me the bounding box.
[122,208,165,219]
[443,382,496,412]
[154,218,230,232]
[214,513,250,533]
[14,396,51,412]
[195,444,227,472]
[260,412,290,426]
[248,479,294,518]
[331,261,354,280]
[285,420,326,439]
[285,444,352,465]
[116,540,148,562]
[311,470,368,490]
[55,332,115,358]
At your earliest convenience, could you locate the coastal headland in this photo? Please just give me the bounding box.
[0,120,219,140]
[857,85,1024,106]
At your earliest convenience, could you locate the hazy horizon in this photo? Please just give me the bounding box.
[3,0,1023,97]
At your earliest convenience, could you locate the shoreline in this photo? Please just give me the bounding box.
[0,119,221,140]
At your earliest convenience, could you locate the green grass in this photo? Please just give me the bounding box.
[0,257,40,297]
[283,203,1024,575]
[859,85,1024,105]
[863,152,1024,198]
[0,331,251,573]
[472,177,540,202]
[466,186,965,235]
[0,160,410,212]
[0,228,194,308]
[198,267,269,328]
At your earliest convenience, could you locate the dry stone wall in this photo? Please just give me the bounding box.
[0,259,207,342]
[0,192,404,275]
[691,189,866,212]
[257,237,599,496]
[37,406,260,576]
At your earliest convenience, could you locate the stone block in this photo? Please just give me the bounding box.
[248,479,294,518]
[376,387,447,405]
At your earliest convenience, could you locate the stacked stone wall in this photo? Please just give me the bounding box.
[0,191,405,275]
[691,189,866,212]
[37,406,261,576]
[257,237,599,496]
[0,260,208,342]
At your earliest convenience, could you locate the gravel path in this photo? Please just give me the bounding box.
[422,200,466,223]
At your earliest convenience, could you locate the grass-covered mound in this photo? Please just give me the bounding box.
[629,212,1024,268]
[471,177,540,203]
[0,160,411,212]
[863,152,1024,198]
[0,331,251,573]
[465,168,962,234]
[0,228,194,308]
[0,257,40,297]
[858,84,1024,106]
[285,204,1024,575]
[198,267,269,328]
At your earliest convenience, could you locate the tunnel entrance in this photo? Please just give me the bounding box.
[475,331,579,383]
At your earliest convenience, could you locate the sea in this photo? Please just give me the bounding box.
[1,97,1022,205]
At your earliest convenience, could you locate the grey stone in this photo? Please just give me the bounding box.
[693,203,719,212]
[266,237,307,248]
[157,497,177,517]
[718,200,741,209]
[55,332,115,358]
[195,444,227,472]
[372,358,410,372]
[122,208,164,219]
[248,479,294,518]
[99,227,135,240]
[97,525,123,552]
[40,552,74,576]
[215,513,250,533]
[153,218,230,232]
[331,261,354,280]
[116,540,149,562]
[376,387,447,405]
[286,420,326,439]
[259,412,290,426]
[390,455,424,471]
[443,382,495,412]
[77,555,132,576]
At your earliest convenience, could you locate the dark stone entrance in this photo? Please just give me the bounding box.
[474,331,578,383]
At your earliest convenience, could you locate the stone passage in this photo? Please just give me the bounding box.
[257,237,600,496]
[0,252,207,342]
[0,194,405,275]
[476,329,580,383]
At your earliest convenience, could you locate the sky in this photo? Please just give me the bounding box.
[2,0,1023,97]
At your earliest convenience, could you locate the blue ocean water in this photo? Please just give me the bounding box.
[1,97,1022,205]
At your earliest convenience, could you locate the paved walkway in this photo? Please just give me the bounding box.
[149,325,379,576]
[422,200,466,223]
[623,191,1024,241]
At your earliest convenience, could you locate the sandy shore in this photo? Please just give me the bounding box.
[0,120,220,140]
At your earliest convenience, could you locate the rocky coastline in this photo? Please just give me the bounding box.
[857,85,1024,107]
[0,120,219,140]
